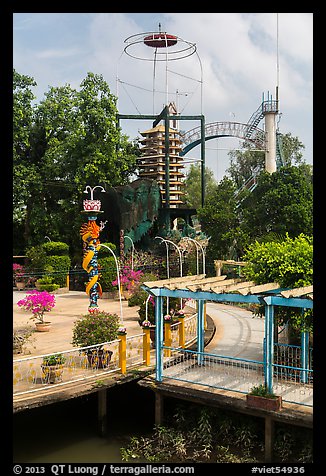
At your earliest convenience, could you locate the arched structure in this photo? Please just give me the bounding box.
[180,121,266,156]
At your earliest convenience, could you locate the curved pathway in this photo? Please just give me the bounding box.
[205,302,265,361]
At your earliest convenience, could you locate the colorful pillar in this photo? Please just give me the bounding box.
[80,185,105,313]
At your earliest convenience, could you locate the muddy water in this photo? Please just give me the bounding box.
[13,382,155,463]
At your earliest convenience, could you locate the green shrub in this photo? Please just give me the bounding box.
[98,242,117,257]
[35,276,60,292]
[98,256,117,292]
[42,241,69,256]
[43,255,70,287]
[248,384,277,399]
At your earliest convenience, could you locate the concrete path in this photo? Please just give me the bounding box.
[13,290,142,356]
[13,291,265,360]
[205,302,265,361]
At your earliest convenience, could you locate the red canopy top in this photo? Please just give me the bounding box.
[144,33,178,48]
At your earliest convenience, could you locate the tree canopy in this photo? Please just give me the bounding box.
[13,70,139,257]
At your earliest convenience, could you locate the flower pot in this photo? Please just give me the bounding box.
[246,394,282,411]
[87,349,113,369]
[35,321,51,332]
[41,364,64,384]
[15,281,25,291]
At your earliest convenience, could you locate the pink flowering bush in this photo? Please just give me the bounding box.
[13,263,25,281]
[112,266,143,292]
[17,290,56,323]
[71,311,120,348]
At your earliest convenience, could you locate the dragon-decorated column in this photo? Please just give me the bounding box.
[80,185,107,313]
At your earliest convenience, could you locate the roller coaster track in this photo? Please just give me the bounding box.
[180,121,266,156]
[180,100,283,199]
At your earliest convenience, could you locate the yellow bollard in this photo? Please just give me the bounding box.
[118,332,127,374]
[66,274,69,289]
[143,327,151,366]
[164,322,172,357]
[178,315,185,348]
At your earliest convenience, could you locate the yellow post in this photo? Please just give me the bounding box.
[119,333,127,374]
[143,327,151,366]
[178,316,185,348]
[66,274,69,289]
[164,322,172,357]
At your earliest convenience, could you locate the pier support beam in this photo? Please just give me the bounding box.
[264,416,275,463]
[155,392,164,425]
[98,389,107,437]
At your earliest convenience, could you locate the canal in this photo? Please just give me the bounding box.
[13,381,155,463]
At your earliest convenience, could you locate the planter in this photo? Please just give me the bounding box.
[35,321,51,332]
[87,349,113,369]
[246,394,282,411]
[15,281,25,291]
[41,364,64,384]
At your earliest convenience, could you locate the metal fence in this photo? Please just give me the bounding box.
[162,344,313,407]
[13,314,199,397]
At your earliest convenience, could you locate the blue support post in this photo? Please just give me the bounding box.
[197,299,205,365]
[301,331,309,384]
[155,296,163,382]
[264,304,274,393]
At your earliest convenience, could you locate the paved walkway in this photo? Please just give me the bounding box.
[205,302,265,361]
[13,291,264,359]
[13,290,143,356]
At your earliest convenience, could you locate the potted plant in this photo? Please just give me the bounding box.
[17,290,56,331]
[41,353,66,384]
[13,263,26,290]
[246,384,282,411]
[71,311,120,369]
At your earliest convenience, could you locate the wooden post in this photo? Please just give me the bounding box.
[155,392,164,425]
[143,327,151,365]
[98,389,107,437]
[119,333,127,374]
[264,416,274,463]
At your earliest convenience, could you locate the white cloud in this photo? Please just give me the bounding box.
[13,12,313,177]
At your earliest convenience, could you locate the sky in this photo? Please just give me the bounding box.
[13,12,313,181]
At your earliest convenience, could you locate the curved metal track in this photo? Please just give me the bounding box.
[180,121,266,156]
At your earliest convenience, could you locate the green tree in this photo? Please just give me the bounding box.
[226,132,307,190]
[279,132,305,166]
[242,234,313,334]
[197,177,249,259]
[182,163,218,209]
[241,165,313,239]
[13,71,139,256]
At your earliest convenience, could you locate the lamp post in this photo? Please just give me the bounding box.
[155,236,183,311]
[181,236,206,275]
[155,236,183,278]
[100,244,123,322]
[80,185,105,313]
